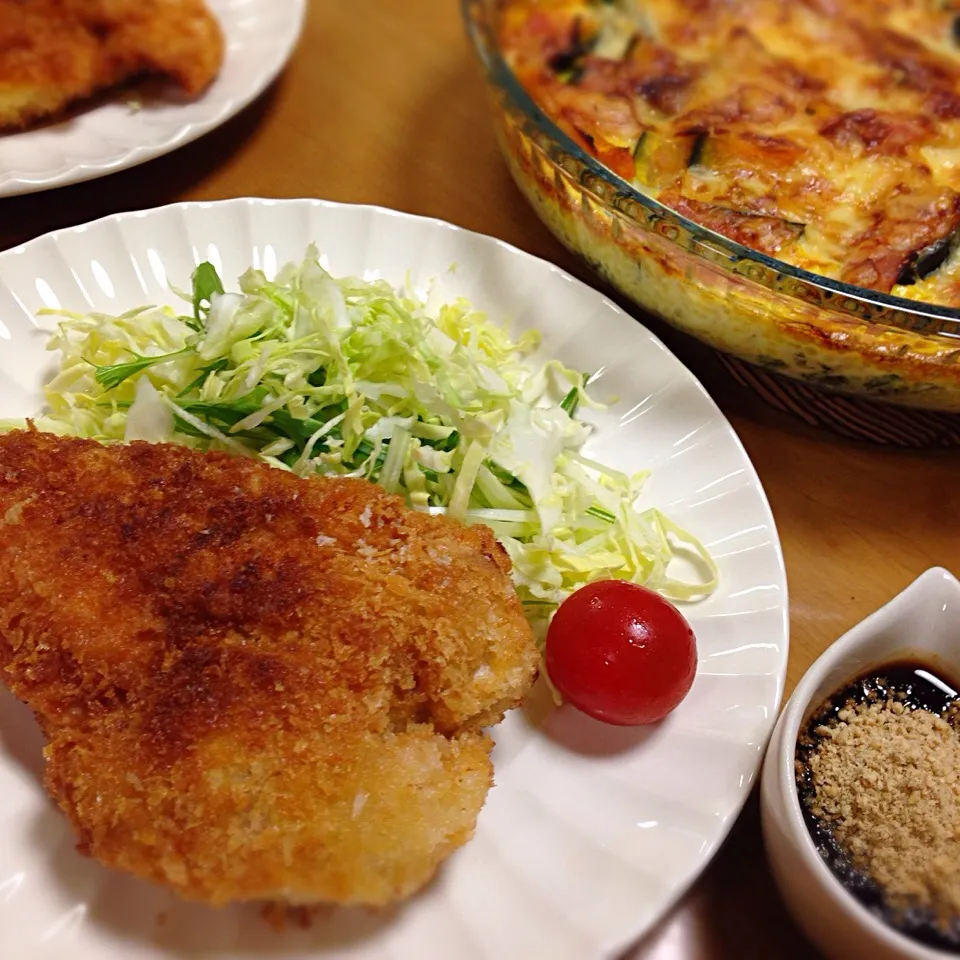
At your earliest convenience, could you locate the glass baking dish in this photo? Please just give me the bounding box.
[463,0,960,413]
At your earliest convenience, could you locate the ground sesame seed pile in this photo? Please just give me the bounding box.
[805,696,960,931]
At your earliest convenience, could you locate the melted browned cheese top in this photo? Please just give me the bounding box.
[500,0,960,306]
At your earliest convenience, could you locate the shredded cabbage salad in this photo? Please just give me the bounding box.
[16,247,717,642]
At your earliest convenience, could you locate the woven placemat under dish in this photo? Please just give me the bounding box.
[718,355,960,448]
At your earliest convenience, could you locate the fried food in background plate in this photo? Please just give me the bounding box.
[0,0,224,131]
[0,430,539,906]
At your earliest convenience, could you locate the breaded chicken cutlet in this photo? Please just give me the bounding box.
[0,0,224,131]
[0,429,539,906]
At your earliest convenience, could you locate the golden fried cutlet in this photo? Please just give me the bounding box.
[0,430,539,906]
[0,0,224,131]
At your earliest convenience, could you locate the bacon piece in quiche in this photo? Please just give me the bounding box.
[820,110,936,157]
[841,189,960,291]
[658,191,805,256]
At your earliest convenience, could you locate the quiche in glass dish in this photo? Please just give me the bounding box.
[465,0,960,412]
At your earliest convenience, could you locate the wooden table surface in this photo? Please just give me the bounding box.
[4,1,960,956]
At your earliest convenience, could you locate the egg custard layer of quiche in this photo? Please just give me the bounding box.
[500,0,960,307]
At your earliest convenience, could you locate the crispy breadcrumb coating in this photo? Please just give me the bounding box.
[0,0,224,131]
[0,430,539,906]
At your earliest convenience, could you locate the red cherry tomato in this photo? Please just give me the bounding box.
[545,579,697,726]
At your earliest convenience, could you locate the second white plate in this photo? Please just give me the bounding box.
[0,0,306,198]
[0,198,788,960]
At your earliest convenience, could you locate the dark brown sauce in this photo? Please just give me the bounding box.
[796,659,960,953]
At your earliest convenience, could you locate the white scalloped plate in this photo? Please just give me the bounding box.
[0,0,305,198]
[0,199,788,960]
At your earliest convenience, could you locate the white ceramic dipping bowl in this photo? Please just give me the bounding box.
[761,566,960,960]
